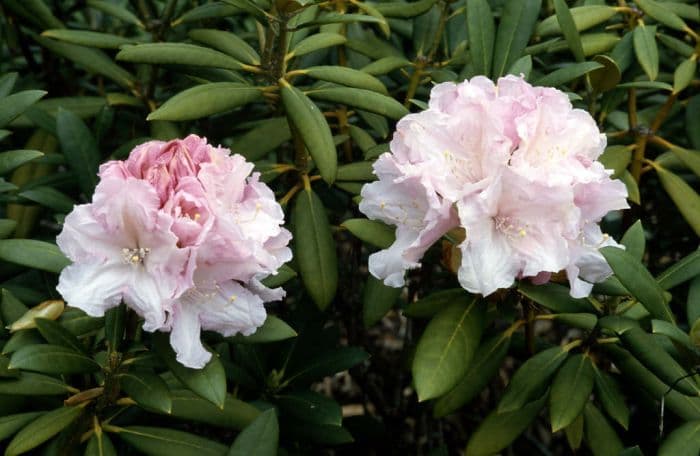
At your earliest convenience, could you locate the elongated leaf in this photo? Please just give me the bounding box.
[621,220,645,261]
[231,117,291,161]
[41,30,141,49]
[57,108,99,195]
[284,347,368,386]
[9,344,99,374]
[361,56,411,75]
[434,332,511,417]
[656,250,700,290]
[600,246,673,322]
[86,0,143,26]
[0,239,70,273]
[5,406,83,456]
[492,0,542,78]
[636,0,688,31]
[115,426,227,456]
[18,186,75,213]
[153,333,226,408]
[498,345,569,413]
[288,33,347,59]
[673,57,697,94]
[362,275,402,327]
[599,145,633,178]
[229,315,297,343]
[0,73,17,97]
[260,264,297,288]
[0,150,43,176]
[467,0,495,76]
[633,24,659,81]
[656,166,700,235]
[517,282,593,313]
[565,414,584,451]
[228,409,278,456]
[0,371,76,395]
[0,91,47,129]
[413,298,485,401]
[34,318,83,353]
[292,187,338,310]
[550,354,595,432]
[189,29,260,65]
[118,43,244,70]
[659,420,700,456]
[535,61,603,87]
[280,81,336,183]
[105,304,125,352]
[372,0,436,18]
[119,370,172,414]
[404,289,471,318]
[554,0,585,61]
[593,367,629,429]
[85,432,117,456]
[668,146,700,178]
[148,83,262,121]
[341,218,394,249]
[169,390,259,430]
[0,412,42,442]
[307,87,408,120]
[536,5,618,36]
[303,66,387,94]
[466,394,547,456]
[583,403,624,456]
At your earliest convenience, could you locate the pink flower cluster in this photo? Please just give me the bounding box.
[359,76,628,298]
[57,135,291,368]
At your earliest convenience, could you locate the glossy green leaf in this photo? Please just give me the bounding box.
[621,220,645,261]
[619,169,640,204]
[57,108,100,195]
[189,29,260,65]
[18,186,75,213]
[413,298,485,401]
[229,315,297,343]
[507,55,533,78]
[153,333,226,408]
[283,347,368,386]
[0,150,43,176]
[467,0,495,76]
[85,432,117,456]
[600,246,673,322]
[362,275,402,327]
[536,5,618,36]
[105,304,125,353]
[656,166,700,236]
[9,344,99,374]
[617,80,672,91]
[517,282,593,313]
[228,409,278,456]
[361,56,411,75]
[34,318,83,353]
[593,367,629,429]
[341,218,394,249]
[260,264,297,288]
[635,0,688,31]
[553,313,598,330]
[0,239,69,273]
[583,403,624,456]
[277,390,340,426]
[633,24,659,81]
[687,277,700,327]
[118,43,245,70]
[404,289,471,319]
[231,118,291,162]
[41,30,140,49]
[659,420,700,456]
[307,87,408,120]
[688,96,700,149]
[599,145,633,178]
[0,91,46,129]
[565,413,584,450]
[303,66,387,94]
[148,83,262,121]
[550,354,595,432]
[553,0,585,61]
[492,0,542,78]
[0,412,42,442]
[293,187,338,310]
[280,81,337,183]
[5,406,83,456]
[0,372,76,395]
[498,345,569,413]
[169,389,259,430]
[336,161,375,181]
[653,319,693,350]
[466,394,547,456]
[668,146,700,177]
[86,0,143,27]
[589,55,622,92]
[295,12,384,28]
[119,370,172,414]
[434,331,511,417]
[115,426,227,456]
[371,0,437,18]
[535,61,603,87]
[657,250,700,290]
[673,57,697,94]
[288,33,347,59]
[0,73,17,97]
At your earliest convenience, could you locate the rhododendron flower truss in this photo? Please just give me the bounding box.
[57,135,292,368]
[359,75,629,298]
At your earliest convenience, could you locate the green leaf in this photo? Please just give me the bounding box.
[0,150,43,175]
[148,83,262,121]
[288,33,347,59]
[620,220,645,261]
[498,345,569,413]
[34,318,84,353]
[231,118,291,162]
[303,66,387,94]
[593,367,629,429]
[0,219,16,239]
[85,432,117,456]
[553,0,585,61]
[118,43,245,71]
[0,239,69,273]
[673,57,697,94]
[86,0,143,26]
[465,394,547,456]
[517,282,593,313]
[57,108,100,196]
[565,413,584,451]
[153,334,226,408]
[292,187,338,310]
[229,315,297,343]
[656,166,700,235]
[536,5,618,36]
[361,56,411,75]
[336,161,375,181]
[589,55,622,92]
[362,275,402,327]
[492,0,542,78]
[228,409,278,456]
[550,354,595,432]
[0,372,76,395]
[507,55,533,78]
[276,390,340,426]
[659,420,700,456]
[307,87,408,120]
[0,73,17,97]
[105,304,126,353]
[6,406,83,456]
[688,277,700,326]
[617,80,672,91]
[434,331,511,417]
[9,344,99,374]
[598,145,633,178]
[260,264,297,288]
[189,29,260,65]
[280,81,337,183]
[583,403,624,456]
[40,30,141,49]
[168,389,259,430]
[34,36,135,89]
[668,146,700,177]
[600,246,673,322]
[283,347,368,386]
[341,218,394,249]
[656,250,700,290]
[0,90,47,129]
[467,0,495,76]
[633,24,659,81]
[635,0,688,31]
[18,186,75,213]
[172,2,240,26]
[412,297,485,401]
[619,169,640,204]
[295,12,383,28]
[119,370,172,414]
[115,426,227,456]
[371,0,436,18]
[404,288,472,319]
[535,61,603,87]
[0,412,42,442]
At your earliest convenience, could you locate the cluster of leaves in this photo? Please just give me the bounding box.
[0,0,699,454]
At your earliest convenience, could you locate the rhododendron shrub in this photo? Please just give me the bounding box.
[360,76,629,298]
[1,0,699,454]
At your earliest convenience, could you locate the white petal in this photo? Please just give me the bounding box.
[169,302,211,369]
[123,268,170,331]
[56,262,124,317]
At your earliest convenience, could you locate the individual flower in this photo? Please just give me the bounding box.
[57,135,292,368]
[359,75,628,298]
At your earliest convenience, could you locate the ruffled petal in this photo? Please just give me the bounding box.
[168,301,211,369]
[56,262,125,317]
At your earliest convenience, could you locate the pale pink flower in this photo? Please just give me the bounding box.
[359,75,628,297]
